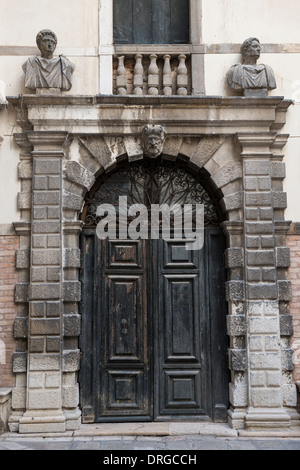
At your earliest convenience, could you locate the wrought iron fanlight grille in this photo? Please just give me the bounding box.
[81,158,222,228]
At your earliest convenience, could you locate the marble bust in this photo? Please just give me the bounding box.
[22,29,75,92]
[227,37,276,97]
[142,125,166,158]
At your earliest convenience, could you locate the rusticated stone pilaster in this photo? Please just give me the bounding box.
[237,132,292,430]
[18,131,68,434]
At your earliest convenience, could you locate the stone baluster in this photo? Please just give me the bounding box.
[163,54,172,96]
[133,54,144,95]
[116,55,127,95]
[177,54,188,96]
[148,54,159,95]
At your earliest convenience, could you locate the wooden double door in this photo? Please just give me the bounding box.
[79,228,229,423]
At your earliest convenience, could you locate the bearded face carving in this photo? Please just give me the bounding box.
[142,125,166,158]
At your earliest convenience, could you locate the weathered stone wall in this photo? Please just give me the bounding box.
[287,233,300,382]
[0,235,19,388]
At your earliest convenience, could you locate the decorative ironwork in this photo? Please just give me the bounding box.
[81,158,222,228]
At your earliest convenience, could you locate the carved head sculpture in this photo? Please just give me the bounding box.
[142,125,166,158]
[240,37,261,63]
[36,29,57,59]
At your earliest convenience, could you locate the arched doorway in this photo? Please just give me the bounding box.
[79,157,229,423]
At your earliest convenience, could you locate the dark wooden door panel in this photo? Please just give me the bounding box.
[163,274,200,362]
[106,275,143,361]
[79,228,229,423]
[154,238,207,419]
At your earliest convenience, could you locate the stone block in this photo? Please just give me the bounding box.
[28,390,60,410]
[28,373,44,389]
[250,388,282,407]
[13,317,28,339]
[62,385,79,408]
[225,248,244,268]
[47,267,61,282]
[262,268,276,282]
[281,349,294,371]
[276,247,290,268]
[246,222,273,234]
[279,315,293,336]
[12,352,27,373]
[46,337,61,352]
[264,335,280,351]
[282,384,297,407]
[30,283,60,301]
[64,161,95,190]
[244,160,270,176]
[225,281,245,301]
[259,208,273,220]
[32,249,60,266]
[15,283,29,303]
[249,317,278,335]
[33,176,48,190]
[163,136,183,158]
[245,192,272,207]
[31,302,45,317]
[47,207,60,219]
[246,250,275,266]
[247,283,277,300]
[47,235,61,248]
[271,162,286,179]
[247,268,260,282]
[29,354,60,371]
[35,159,61,175]
[246,236,260,249]
[48,176,61,190]
[63,314,81,337]
[33,221,60,234]
[244,177,257,191]
[63,248,81,268]
[63,281,81,302]
[261,236,275,248]
[33,207,47,220]
[229,381,247,407]
[33,191,60,206]
[33,235,47,248]
[273,192,287,209]
[245,208,259,220]
[249,352,281,370]
[63,191,84,211]
[249,335,264,351]
[16,249,30,269]
[278,280,292,301]
[45,372,60,388]
[222,192,243,211]
[46,301,61,318]
[17,192,31,209]
[11,387,26,409]
[226,315,246,336]
[63,350,80,372]
[212,162,242,188]
[266,371,281,387]
[18,160,32,179]
[229,348,246,371]
[258,177,272,191]
[250,371,265,387]
[30,319,60,336]
[29,338,44,353]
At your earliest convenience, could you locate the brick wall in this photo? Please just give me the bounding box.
[287,234,300,382]
[0,235,19,388]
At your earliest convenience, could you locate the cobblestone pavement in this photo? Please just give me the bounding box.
[0,434,300,451]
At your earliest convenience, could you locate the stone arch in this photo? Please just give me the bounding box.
[63,134,243,225]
